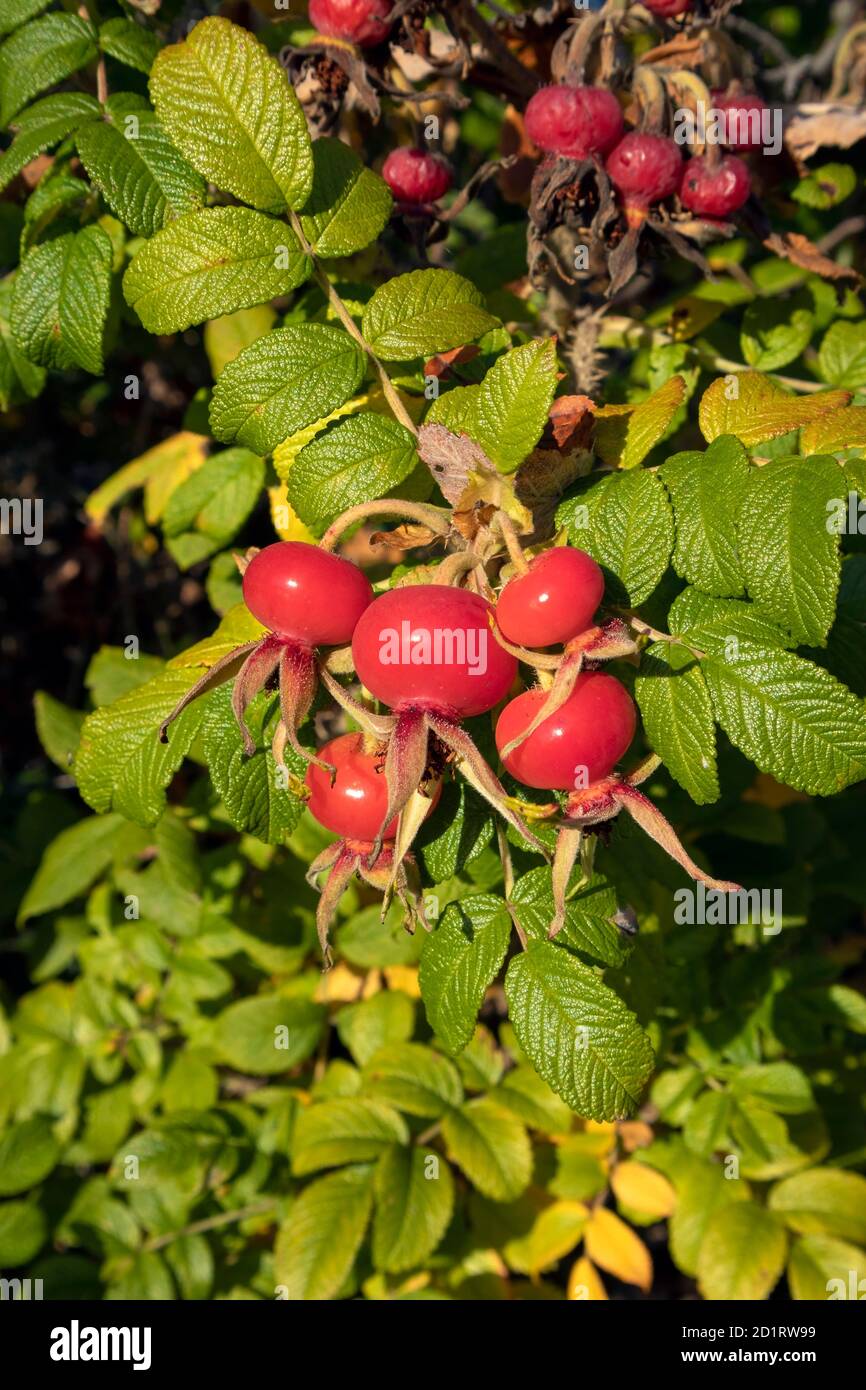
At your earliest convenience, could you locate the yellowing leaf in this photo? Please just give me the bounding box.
[85,431,209,525]
[503,1201,589,1276]
[204,304,276,379]
[383,965,421,998]
[594,376,685,469]
[168,603,264,669]
[800,405,866,456]
[611,1161,677,1219]
[314,962,367,1004]
[617,1120,654,1152]
[567,1255,607,1301]
[699,372,851,447]
[268,484,316,543]
[584,1207,652,1291]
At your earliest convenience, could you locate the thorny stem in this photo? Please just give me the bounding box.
[288,209,419,436]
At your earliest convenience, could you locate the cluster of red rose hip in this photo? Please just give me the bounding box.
[305,0,762,222]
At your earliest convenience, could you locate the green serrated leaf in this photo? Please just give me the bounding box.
[564,469,674,606]
[0,273,44,408]
[505,943,655,1121]
[12,224,112,375]
[469,339,557,473]
[0,92,100,194]
[510,866,630,968]
[0,0,52,38]
[274,1164,373,1301]
[362,268,498,362]
[292,1098,408,1176]
[162,447,264,543]
[214,993,324,1074]
[74,666,207,826]
[372,1145,455,1274]
[787,1235,866,1301]
[441,1099,531,1202]
[287,411,418,533]
[203,685,305,845]
[818,320,866,390]
[362,1042,463,1118]
[18,813,125,922]
[419,895,511,1056]
[33,690,84,770]
[669,587,794,650]
[209,324,365,455]
[0,13,97,126]
[700,640,866,795]
[635,642,719,804]
[76,114,205,239]
[416,781,493,882]
[335,992,415,1068]
[149,16,313,213]
[98,17,158,75]
[299,137,392,258]
[660,434,749,595]
[123,206,310,334]
[740,295,814,372]
[738,454,842,645]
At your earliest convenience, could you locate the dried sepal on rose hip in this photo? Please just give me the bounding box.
[304,733,441,965]
[158,541,372,771]
[495,682,740,938]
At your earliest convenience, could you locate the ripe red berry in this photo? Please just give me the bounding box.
[606,133,683,222]
[496,547,605,649]
[242,542,373,647]
[711,89,768,152]
[305,733,440,841]
[524,84,624,160]
[351,584,517,718]
[382,148,453,204]
[495,672,636,790]
[308,0,392,47]
[644,0,692,16]
[680,154,752,218]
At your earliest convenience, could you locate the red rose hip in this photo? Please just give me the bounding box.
[382,148,453,204]
[495,672,636,790]
[644,0,692,15]
[712,89,768,152]
[242,541,373,647]
[606,132,683,224]
[305,733,440,842]
[524,84,624,159]
[352,584,516,718]
[496,547,605,649]
[308,0,392,46]
[680,154,751,218]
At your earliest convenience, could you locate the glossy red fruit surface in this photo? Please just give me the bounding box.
[352,584,517,718]
[680,154,751,217]
[382,148,453,203]
[305,735,387,840]
[711,89,768,152]
[496,548,605,649]
[606,133,683,211]
[242,542,373,646]
[495,672,637,790]
[308,0,391,46]
[644,0,692,15]
[524,84,624,159]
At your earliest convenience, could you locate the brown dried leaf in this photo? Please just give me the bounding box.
[424,344,481,379]
[764,231,863,287]
[543,394,596,451]
[416,422,494,506]
[784,101,866,162]
[368,523,439,551]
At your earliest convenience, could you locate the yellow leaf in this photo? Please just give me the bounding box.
[168,603,264,669]
[567,1255,608,1301]
[204,304,276,379]
[800,405,866,456]
[699,372,851,447]
[563,1125,617,1158]
[665,295,730,342]
[611,1161,677,1219]
[584,1207,653,1291]
[313,962,367,1003]
[268,484,317,543]
[503,1201,589,1277]
[85,431,209,526]
[617,1120,654,1152]
[383,965,421,998]
[594,376,685,469]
